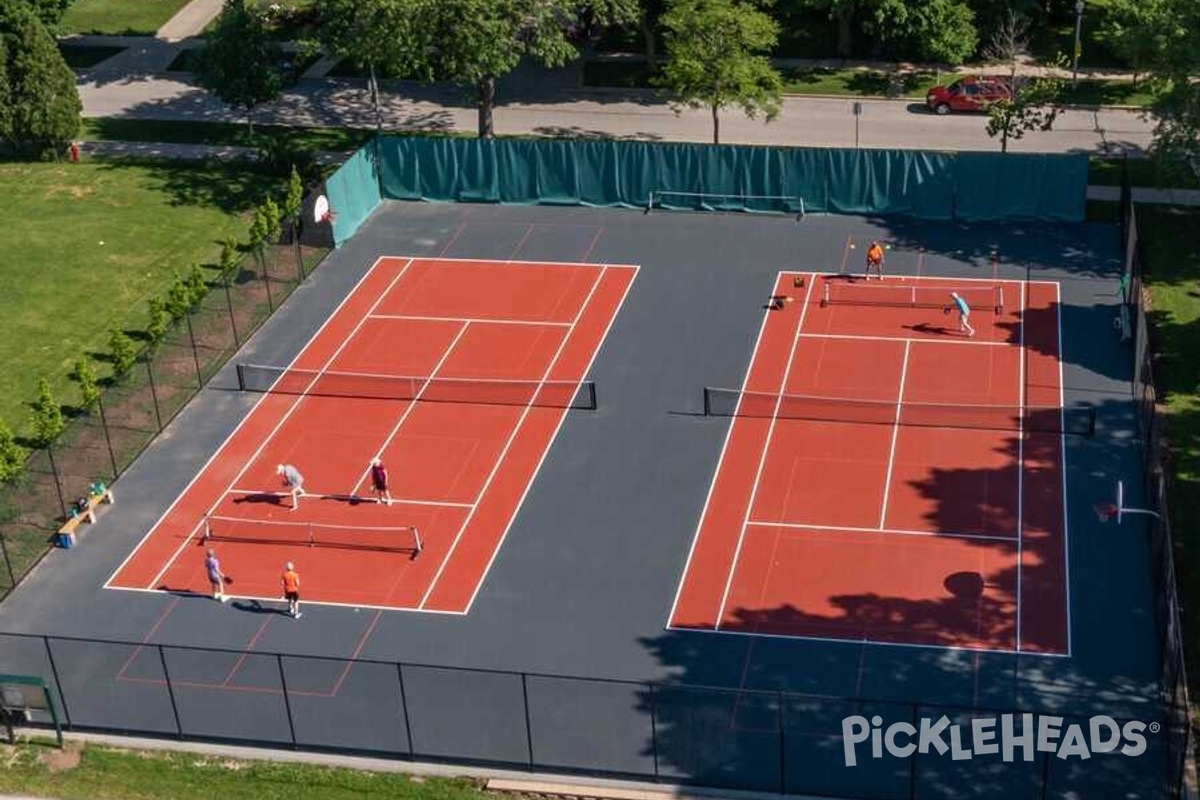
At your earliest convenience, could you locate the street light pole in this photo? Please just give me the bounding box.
[1072,0,1085,88]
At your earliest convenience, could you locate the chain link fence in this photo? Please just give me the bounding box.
[0,239,330,600]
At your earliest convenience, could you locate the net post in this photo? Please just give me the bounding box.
[996,284,1004,314]
[703,387,712,417]
[411,526,423,557]
[1117,480,1124,525]
[821,281,830,307]
[584,381,597,410]
[796,197,805,220]
[235,363,247,392]
[645,191,654,214]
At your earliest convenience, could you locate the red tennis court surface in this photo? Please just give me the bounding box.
[670,273,1069,654]
[107,257,636,613]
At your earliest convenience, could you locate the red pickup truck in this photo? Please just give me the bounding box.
[925,76,1012,115]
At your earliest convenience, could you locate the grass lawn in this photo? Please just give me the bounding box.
[0,160,281,436]
[1060,78,1158,107]
[60,0,193,36]
[0,739,492,800]
[58,44,126,70]
[1134,206,1200,708]
[779,67,939,98]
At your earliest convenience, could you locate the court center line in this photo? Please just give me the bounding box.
[224,488,474,509]
[368,313,572,327]
[714,274,816,630]
[800,332,1009,347]
[877,340,911,530]
[146,259,419,591]
[348,320,473,497]
[419,266,609,609]
[104,255,394,591]
[746,519,1015,544]
[666,276,781,627]
[1015,281,1027,652]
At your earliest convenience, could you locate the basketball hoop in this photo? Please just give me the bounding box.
[1094,502,1119,523]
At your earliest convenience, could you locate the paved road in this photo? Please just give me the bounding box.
[78,68,1157,154]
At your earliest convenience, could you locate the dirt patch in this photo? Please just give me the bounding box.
[37,740,82,772]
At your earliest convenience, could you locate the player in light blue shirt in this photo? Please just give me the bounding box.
[950,292,975,337]
[276,463,306,510]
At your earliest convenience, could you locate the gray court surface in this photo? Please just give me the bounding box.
[0,201,1166,798]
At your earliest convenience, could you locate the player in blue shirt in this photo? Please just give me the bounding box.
[949,292,975,337]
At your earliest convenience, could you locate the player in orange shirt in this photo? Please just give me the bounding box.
[281,562,302,618]
[865,240,885,280]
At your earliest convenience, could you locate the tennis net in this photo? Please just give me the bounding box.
[702,387,1095,435]
[236,364,598,410]
[821,281,1004,313]
[203,515,423,556]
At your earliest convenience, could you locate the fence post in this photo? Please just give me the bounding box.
[145,360,163,431]
[276,654,298,748]
[0,534,14,589]
[396,663,415,760]
[648,683,659,779]
[95,394,119,479]
[44,447,68,520]
[520,672,534,770]
[223,272,240,348]
[777,691,786,794]
[260,251,275,313]
[294,235,306,282]
[42,637,72,728]
[157,645,183,739]
[185,314,203,389]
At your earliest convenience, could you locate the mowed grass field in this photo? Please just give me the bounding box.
[60,0,193,35]
[0,739,490,800]
[0,160,279,437]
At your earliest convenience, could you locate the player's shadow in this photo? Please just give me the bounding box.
[904,322,957,336]
[232,492,287,506]
[231,599,291,616]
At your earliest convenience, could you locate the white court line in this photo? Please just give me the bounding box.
[667,278,783,625]
[1058,282,1073,656]
[462,265,640,614]
[1016,282,1027,652]
[746,519,1015,544]
[662,621,1071,657]
[418,266,610,609]
[103,256,393,591]
[145,259,419,591]
[877,340,911,529]
[104,584,468,616]
[411,256,636,270]
[800,332,1009,347]
[347,321,472,497]
[368,313,572,328]
[713,275,817,630]
[225,488,474,509]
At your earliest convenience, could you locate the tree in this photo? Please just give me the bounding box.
[9,0,71,29]
[109,329,137,380]
[166,273,195,320]
[982,13,1063,153]
[71,356,100,413]
[1099,0,1169,87]
[146,297,170,350]
[29,377,64,448]
[261,196,282,244]
[784,0,861,57]
[0,418,23,485]
[194,0,283,134]
[425,0,639,138]
[658,0,782,145]
[868,0,977,64]
[1145,0,1200,172]
[218,238,241,283]
[316,0,431,131]
[0,1,80,157]
[186,264,209,306]
[283,166,304,242]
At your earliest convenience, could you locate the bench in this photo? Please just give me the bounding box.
[57,487,115,545]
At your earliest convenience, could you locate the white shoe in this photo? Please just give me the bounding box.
[293,612,302,619]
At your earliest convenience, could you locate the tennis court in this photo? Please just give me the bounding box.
[106,256,636,612]
[671,272,1072,654]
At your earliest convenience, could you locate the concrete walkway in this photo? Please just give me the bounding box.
[156,0,223,41]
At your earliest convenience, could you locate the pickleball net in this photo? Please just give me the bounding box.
[821,281,1005,313]
[236,364,597,410]
[203,515,423,557]
[702,387,1095,435]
